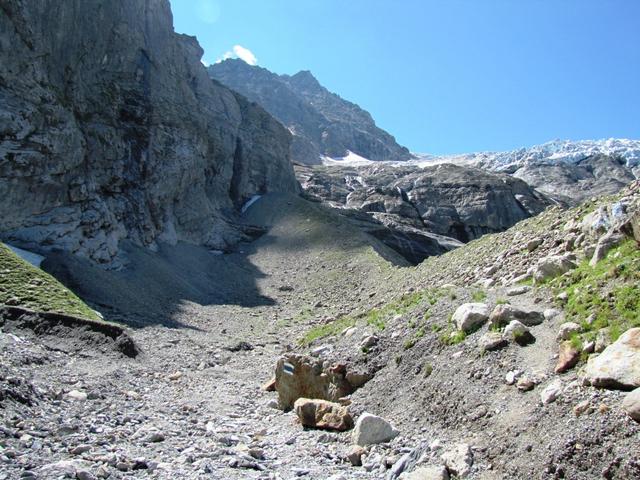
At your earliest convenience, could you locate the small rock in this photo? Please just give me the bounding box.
[505,371,520,385]
[262,377,276,392]
[65,390,87,402]
[506,286,530,296]
[533,255,576,284]
[516,376,535,391]
[168,371,183,381]
[557,322,581,341]
[346,445,366,466]
[352,412,399,446]
[478,331,507,352]
[489,304,544,328]
[525,238,543,252]
[573,400,592,416]
[360,335,379,349]
[294,398,353,431]
[503,321,535,346]
[541,379,563,404]
[555,341,580,373]
[622,388,640,422]
[452,303,489,333]
[441,443,473,478]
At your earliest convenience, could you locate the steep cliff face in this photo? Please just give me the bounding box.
[208,59,413,165]
[0,0,298,266]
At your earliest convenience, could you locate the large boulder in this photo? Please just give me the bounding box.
[441,443,473,478]
[399,466,450,480]
[584,328,640,389]
[452,303,489,333]
[293,398,353,431]
[533,255,576,284]
[351,412,399,446]
[488,304,544,328]
[275,354,367,410]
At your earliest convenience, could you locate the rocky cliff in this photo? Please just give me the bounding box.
[208,59,413,165]
[0,0,298,266]
[297,162,551,262]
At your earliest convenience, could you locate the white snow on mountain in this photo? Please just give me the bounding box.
[412,138,640,171]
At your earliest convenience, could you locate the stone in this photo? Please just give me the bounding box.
[540,379,563,404]
[293,398,353,431]
[505,371,520,385]
[595,328,612,353]
[65,390,88,402]
[489,304,544,328]
[506,286,530,296]
[622,388,640,422]
[399,465,450,480]
[589,232,625,266]
[555,341,580,373]
[346,445,366,466]
[452,303,489,333]
[516,376,535,391]
[478,331,507,352]
[533,255,577,284]
[573,400,593,416]
[441,443,473,478]
[544,309,564,321]
[502,321,535,346]
[275,355,353,410]
[76,471,97,480]
[360,335,379,349]
[351,412,399,446]
[584,328,640,389]
[525,238,543,252]
[557,322,581,341]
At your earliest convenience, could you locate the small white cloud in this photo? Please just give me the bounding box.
[201,59,210,67]
[215,45,258,66]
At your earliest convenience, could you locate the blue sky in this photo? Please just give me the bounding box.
[169,0,640,154]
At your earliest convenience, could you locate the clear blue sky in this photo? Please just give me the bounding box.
[169,0,640,154]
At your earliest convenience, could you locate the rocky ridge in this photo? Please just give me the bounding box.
[0,0,298,267]
[208,59,412,165]
[296,162,550,263]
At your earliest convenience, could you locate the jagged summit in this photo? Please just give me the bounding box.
[208,59,413,165]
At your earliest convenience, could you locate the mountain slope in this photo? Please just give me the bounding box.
[208,59,413,165]
[0,0,298,267]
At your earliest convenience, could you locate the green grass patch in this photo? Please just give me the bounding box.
[471,289,487,302]
[0,243,100,321]
[551,239,640,342]
[299,315,356,346]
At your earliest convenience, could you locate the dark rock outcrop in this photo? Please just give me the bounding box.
[297,163,551,260]
[0,0,298,266]
[208,59,412,165]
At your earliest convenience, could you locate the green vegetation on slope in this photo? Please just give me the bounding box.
[551,239,640,341]
[0,243,101,321]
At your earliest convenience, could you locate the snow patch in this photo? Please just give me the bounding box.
[322,150,375,166]
[241,195,262,213]
[6,244,45,268]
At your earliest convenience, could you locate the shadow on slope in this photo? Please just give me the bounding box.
[41,194,408,329]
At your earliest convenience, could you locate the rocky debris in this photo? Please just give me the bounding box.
[275,355,355,410]
[555,341,580,373]
[532,255,577,284]
[65,390,88,402]
[506,285,531,296]
[440,443,473,478]
[399,465,450,480]
[346,445,366,466]
[622,388,640,422]
[293,398,353,431]
[351,412,399,446]
[541,379,563,404]
[502,320,535,346]
[361,335,379,349]
[488,304,544,328]
[0,0,298,266]
[516,376,535,391]
[478,331,507,352]
[209,59,412,164]
[452,303,489,333]
[557,322,582,341]
[584,328,640,389]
